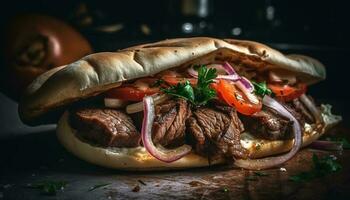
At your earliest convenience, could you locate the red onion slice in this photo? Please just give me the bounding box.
[222,61,237,75]
[237,77,254,92]
[126,94,169,114]
[310,140,343,151]
[187,62,258,104]
[141,96,192,163]
[235,95,302,170]
[187,66,199,78]
[299,94,323,124]
[216,74,241,81]
[187,62,237,78]
[188,65,240,81]
[235,81,259,105]
[188,66,240,81]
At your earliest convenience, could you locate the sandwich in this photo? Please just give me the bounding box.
[19,37,342,170]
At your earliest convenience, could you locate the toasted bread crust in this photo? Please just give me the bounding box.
[20,37,326,125]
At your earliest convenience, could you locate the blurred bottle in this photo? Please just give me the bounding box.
[164,0,214,37]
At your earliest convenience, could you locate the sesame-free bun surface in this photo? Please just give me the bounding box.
[20,37,326,125]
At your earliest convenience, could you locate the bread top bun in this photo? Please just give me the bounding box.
[19,37,326,125]
[56,104,341,171]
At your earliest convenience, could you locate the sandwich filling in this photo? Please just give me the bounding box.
[68,62,321,169]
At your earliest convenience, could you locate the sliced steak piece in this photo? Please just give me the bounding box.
[240,99,307,140]
[187,106,247,159]
[152,99,191,147]
[70,108,140,147]
[241,107,293,140]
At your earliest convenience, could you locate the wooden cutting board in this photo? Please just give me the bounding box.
[0,125,349,200]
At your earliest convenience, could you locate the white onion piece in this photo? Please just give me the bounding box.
[104,98,127,108]
[141,96,192,163]
[216,74,241,81]
[126,94,169,114]
[299,94,323,124]
[187,67,198,78]
[238,77,254,92]
[235,95,302,170]
[234,80,259,105]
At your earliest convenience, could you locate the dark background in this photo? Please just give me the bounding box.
[0,1,349,200]
[0,0,349,134]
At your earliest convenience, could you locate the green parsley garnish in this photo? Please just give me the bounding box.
[338,138,350,149]
[252,81,272,97]
[26,180,67,196]
[152,79,165,87]
[162,66,217,106]
[162,80,195,103]
[289,154,342,182]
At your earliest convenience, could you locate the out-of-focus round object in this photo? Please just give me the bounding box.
[3,14,93,101]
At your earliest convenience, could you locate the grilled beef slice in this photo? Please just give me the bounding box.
[240,107,293,140]
[240,99,313,140]
[70,108,140,147]
[187,106,247,159]
[152,99,191,147]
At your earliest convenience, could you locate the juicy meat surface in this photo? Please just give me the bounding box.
[187,106,247,159]
[71,108,140,147]
[241,107,292,140]
[240,99,312,140]
[152,99,191,147]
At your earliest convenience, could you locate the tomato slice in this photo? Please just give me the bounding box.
[268,83,307,102]
[106,78,160,101]
[105,86,159,101]
[162,76,197,86]
[214,80,262,115]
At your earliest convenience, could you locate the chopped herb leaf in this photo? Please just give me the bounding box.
[339,138,350,149]
[162,80,195,103]
[289,154,342,182]
[88,183,111,191]
[252,81,272,97]
[26,180,67,196]
[162,66,217,106]
[152,79,165,87]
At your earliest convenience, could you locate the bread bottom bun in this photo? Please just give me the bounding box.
[56,105,341,171]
